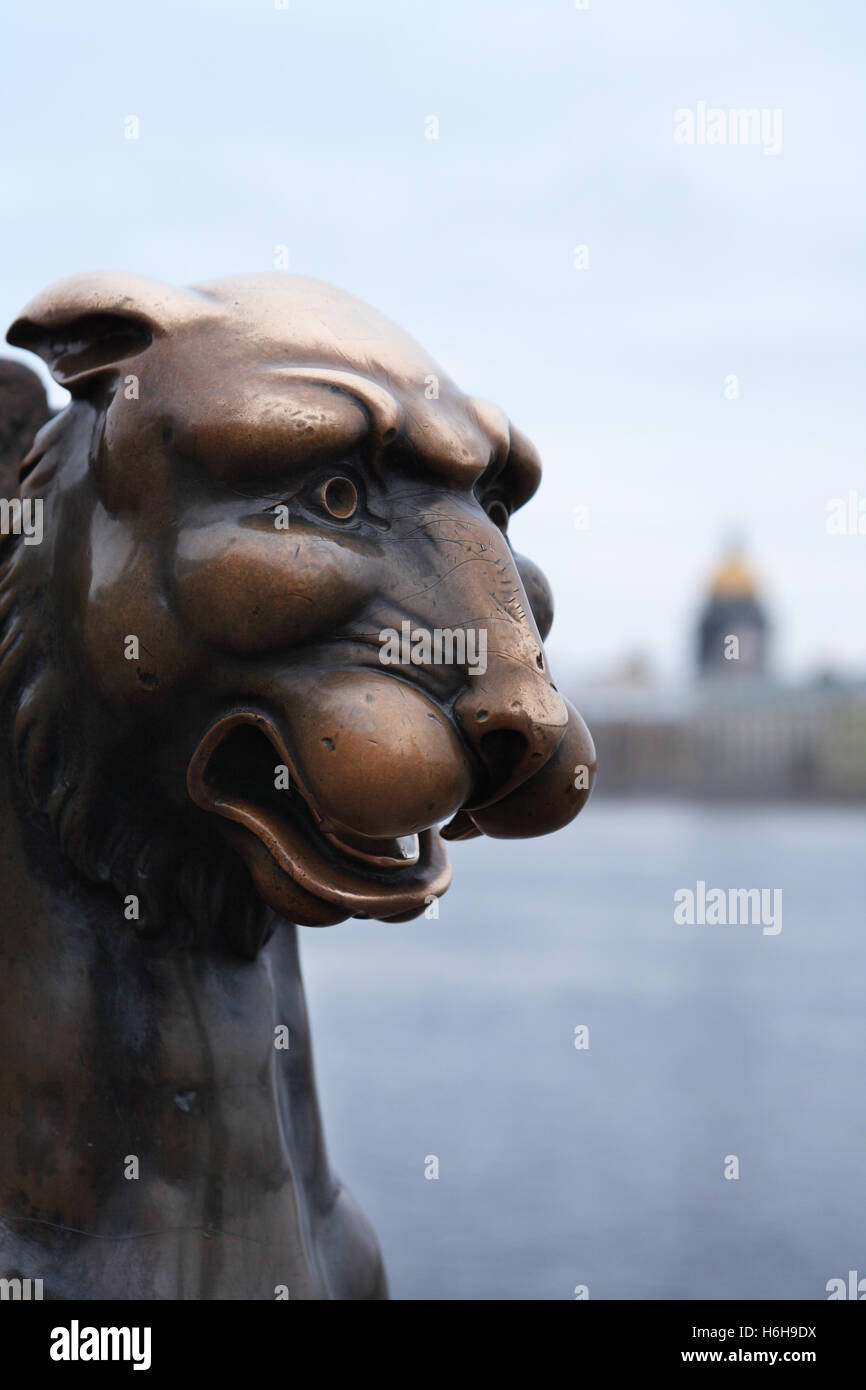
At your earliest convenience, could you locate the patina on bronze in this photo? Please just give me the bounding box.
[0,274,595,1299]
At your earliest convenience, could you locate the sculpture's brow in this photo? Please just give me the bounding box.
[268,367,401,456]
[265,367,507,491]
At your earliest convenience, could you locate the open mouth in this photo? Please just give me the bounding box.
[186,711,451,922]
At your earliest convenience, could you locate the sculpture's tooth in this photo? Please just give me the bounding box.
[322,828,420,869]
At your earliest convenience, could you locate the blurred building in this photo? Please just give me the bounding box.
[574,543,866,802]
[697,544,769,678]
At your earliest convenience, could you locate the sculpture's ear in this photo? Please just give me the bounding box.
[6,273,210,395]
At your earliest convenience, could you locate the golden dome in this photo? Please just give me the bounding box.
[709,551,758,600]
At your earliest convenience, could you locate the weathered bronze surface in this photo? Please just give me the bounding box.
[0,274,595,1299]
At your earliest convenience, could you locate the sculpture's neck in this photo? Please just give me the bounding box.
[0,747,382,1299]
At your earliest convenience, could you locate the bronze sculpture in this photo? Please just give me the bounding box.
[0,274,595,1299]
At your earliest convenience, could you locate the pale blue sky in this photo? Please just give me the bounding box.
[2,0,863,682]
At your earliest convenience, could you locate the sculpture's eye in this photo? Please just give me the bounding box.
[485,498,510,533]
[319,475,359,520]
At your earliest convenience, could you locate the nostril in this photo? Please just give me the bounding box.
[478,728,528,793]
[535,651,544,670]
[476,709,489,722]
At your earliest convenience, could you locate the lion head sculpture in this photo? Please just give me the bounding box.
[1,273,595,956]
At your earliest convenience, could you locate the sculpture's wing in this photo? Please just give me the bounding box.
[0,359,52,495]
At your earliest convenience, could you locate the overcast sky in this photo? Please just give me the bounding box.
[2,0,863,684]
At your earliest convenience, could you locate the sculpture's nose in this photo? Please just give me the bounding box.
[453,657,569,810]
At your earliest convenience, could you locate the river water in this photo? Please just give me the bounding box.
[300,800,866,1300]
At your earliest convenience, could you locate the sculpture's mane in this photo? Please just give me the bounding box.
[0,415,275,958]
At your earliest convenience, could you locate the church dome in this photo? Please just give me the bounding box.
[709,553,758,600]
[697,540,769,678]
